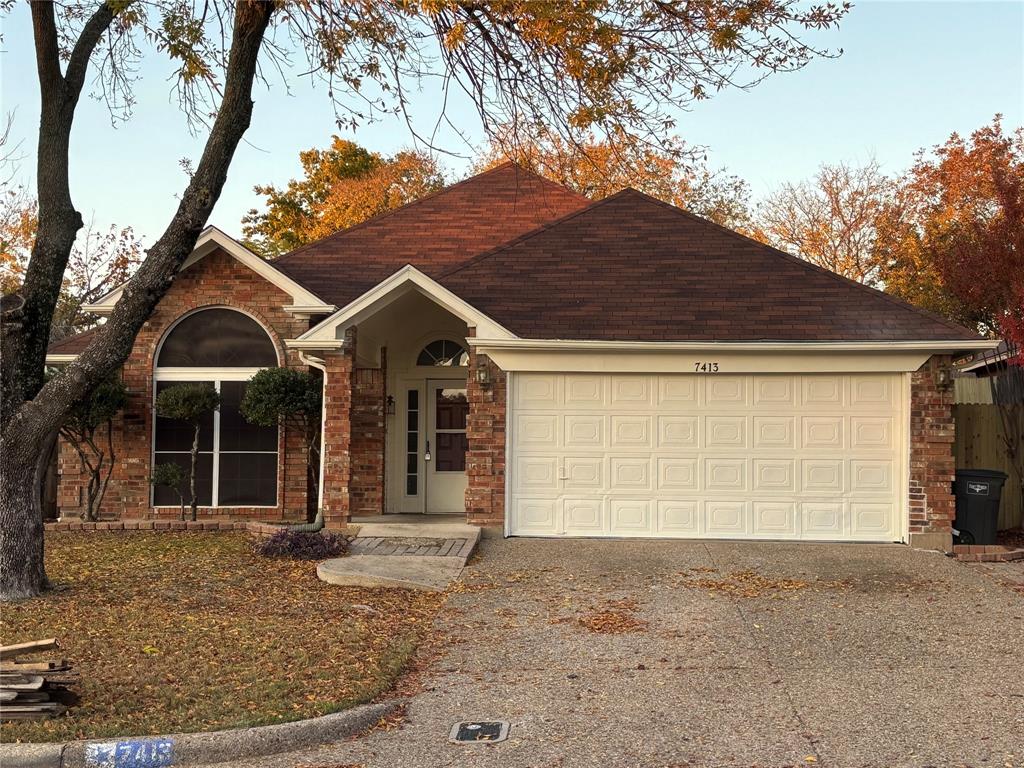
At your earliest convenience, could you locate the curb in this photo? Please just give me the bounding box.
[0,699,402,768]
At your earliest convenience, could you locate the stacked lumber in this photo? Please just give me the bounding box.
[0,639,73,720]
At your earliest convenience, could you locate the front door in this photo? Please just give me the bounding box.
[424,380,469,514]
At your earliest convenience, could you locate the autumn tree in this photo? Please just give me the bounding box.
[1,190,142,339]
[878,117,1024,344]
[243,139,446,256]
[476,130,754,231]
[0,0,848,600]
[758,159,893,285]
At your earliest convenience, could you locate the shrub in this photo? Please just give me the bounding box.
[254,529,349,560]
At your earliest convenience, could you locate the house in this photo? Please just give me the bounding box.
[47,163,999,550]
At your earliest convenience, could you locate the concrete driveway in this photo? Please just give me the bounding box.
[216,538,1024,768]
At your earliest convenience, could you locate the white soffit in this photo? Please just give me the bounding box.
[292,265,516,348]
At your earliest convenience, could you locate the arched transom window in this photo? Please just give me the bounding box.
[153,308,279,509]
[416,339,468,367]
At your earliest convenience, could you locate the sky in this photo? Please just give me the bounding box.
[1,1,1022,245]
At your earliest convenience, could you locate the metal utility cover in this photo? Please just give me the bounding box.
[449,721,510,744]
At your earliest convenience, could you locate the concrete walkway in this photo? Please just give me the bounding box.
[216,538,1024,768]
[317,515,480,591]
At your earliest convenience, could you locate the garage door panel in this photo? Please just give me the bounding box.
[705,377,747,405]
[850,376,894,407]
[609,457,651,491]
[706,416,747,448]
[609,498,653,535]
[610,415,653,447]
[564,414,604,448]
[515,456,560,491]
[564,375,605,406]
[753,416,796,449]
[802,376,844,408]
[851,417,894,449]
[705,500,748,535]
[753,376,796,406]
[563,497,604,534]
[656,499,700,534]
[801,501,846,539]
[802,417,844,449]
[513,497,560,534]
[753,501,798,537]
[657,377,697,408]
[753,459,796,492]
[516,375,561,409]
[657,415,699,447]
[802,459,845,493]
[850,502,894,537]
[515,414,559,447]
[510,373,903,542]
[609,376,653,408]
[705,458,747,491]
[850,460,894,493]
[656,456,699,491]
[563,456,603,489]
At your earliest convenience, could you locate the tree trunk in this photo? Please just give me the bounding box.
[189,423,200,522]
[0,1,275,600]
[0,437,51,600]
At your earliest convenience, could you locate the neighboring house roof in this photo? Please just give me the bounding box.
[956,341,1018,374]
[271,162,591,308]
[438,189,982,342]
[46,326,100,360]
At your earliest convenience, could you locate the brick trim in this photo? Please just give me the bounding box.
[465,333,506,527]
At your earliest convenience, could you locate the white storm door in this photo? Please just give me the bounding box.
[424,380,469,514]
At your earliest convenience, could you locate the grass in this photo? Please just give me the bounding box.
[1,532,443,743]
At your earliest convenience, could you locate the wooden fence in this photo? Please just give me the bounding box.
[953,403,1023,530]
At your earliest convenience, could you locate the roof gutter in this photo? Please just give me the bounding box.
[468,338,1002,354]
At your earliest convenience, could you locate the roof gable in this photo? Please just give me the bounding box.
[271,162,591,308]
[439,189,982,343]
[85,227,334,316]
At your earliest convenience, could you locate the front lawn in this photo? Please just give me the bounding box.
[1,532,442,743]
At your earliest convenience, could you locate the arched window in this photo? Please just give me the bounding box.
[153,308,279,509]
[416,339,468,367]
[157,308,277,367]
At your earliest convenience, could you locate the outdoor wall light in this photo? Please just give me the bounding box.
[935,367,953,391]
[386,394,395,415]
[475,365,491,387]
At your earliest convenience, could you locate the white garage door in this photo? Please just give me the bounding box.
[509,373,905,541]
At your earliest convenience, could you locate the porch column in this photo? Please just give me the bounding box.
[321,328,356,529]
[465,336,507,528]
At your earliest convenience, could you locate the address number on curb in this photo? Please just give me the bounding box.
[693,362,720,372]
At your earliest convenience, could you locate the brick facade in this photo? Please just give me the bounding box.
[908,355,957,550]
[350,365,386,517]
[57,248,312,521]
[465,342,507,527]
[320,330,356,529]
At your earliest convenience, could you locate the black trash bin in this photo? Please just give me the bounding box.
[953,469,1008,545]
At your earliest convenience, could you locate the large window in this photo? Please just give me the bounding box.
[153,309,279,508]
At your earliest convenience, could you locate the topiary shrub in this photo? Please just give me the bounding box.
[254,529,349,560]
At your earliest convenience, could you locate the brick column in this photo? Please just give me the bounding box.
[465,338,507,528]
[321,329,356,529]
[908,354,956,551]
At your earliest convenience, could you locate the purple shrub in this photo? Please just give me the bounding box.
[254,529,349,560]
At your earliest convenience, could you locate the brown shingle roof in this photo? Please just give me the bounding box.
[439,189,981,342]
[272,162,591,308]
[47,326,101,355]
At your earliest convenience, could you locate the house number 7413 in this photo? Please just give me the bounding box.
[693,362,720,372]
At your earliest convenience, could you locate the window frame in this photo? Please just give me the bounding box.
[415,339,469,368]
[152,307,282,509]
